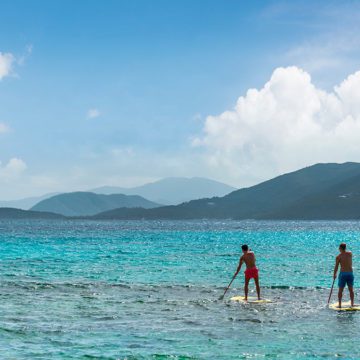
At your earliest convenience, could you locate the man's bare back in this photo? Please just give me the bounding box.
[336,251,353,272]
[241,251,256,269]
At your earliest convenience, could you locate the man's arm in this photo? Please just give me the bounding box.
[235,256,244,276]
[333,256,340,279]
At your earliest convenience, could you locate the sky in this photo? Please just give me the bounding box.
[1,0,360,199]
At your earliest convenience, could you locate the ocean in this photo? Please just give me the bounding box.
[0,219,359,359]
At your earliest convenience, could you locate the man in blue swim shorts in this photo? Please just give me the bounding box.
[333,243,354,308]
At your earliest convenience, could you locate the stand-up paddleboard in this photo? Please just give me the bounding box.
[329,301,360,311]
[230,296,272,304]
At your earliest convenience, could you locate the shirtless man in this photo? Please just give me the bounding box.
[235,244,261,300]
[333,243,354,308]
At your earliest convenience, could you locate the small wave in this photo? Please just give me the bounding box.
[0,326,30,336]
[151,354,199,360]
[82,355,121,360]
[263,285,325,290]
[228,317,262,323]
[183,319,202,325]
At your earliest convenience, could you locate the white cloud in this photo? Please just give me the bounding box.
[0,158,27,181]
[0,46,32,79]
[87,108,101,119]
[0,52,15,80]
[194,66,360,186]
[0,123,10,134]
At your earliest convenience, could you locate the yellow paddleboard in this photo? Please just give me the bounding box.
[329,301,360,311]
[230,296,272,304]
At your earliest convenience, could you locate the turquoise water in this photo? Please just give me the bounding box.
[1,220,360,359]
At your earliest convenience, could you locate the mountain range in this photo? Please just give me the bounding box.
[90,162,360,220]
[2,163,360,220]
[0,177,235,210]
[90,177,236,205]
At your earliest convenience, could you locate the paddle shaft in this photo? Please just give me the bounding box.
[221,272,238,299]
[328,278,336,304]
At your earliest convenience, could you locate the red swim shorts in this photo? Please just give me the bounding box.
[245,267,259,280]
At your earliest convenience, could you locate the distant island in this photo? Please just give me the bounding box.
[90,177,236,205]
[31,192,161,216]
[1,162,360,220]
[0,177,235,210]
[0,207,64,219]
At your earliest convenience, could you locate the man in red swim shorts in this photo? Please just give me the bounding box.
[234,244,261,300]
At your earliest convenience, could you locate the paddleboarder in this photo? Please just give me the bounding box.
[219,244,262,301]
[234,244,261,301]
[333,243,354,308]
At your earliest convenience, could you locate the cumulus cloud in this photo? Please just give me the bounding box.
[87,108,101,119]
[0,52,15,80]
[194,66,360,186]
[0,123,10,133]
[0,158,27,181]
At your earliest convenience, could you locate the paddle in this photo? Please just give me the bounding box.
[219,272,238,300]
[327,278,335,305]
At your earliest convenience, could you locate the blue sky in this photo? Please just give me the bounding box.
[1,0,360,199]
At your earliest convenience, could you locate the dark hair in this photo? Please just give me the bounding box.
[241,244,249,251]
[339,243,346,251]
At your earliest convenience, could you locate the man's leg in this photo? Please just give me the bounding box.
[338,287,344,308]
[244,277,250,300]
[254,277,261,300]
[349,286,354,307]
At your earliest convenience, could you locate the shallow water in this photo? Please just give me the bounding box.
[0,220,360,359]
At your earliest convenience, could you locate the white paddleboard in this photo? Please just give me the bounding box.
[230,296,272,304]
[329,301,360,311]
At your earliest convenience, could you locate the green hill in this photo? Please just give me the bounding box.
[31,192,161,216]
[267,172,360,219]
[0,207,64,219]
[91,162,360,220]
